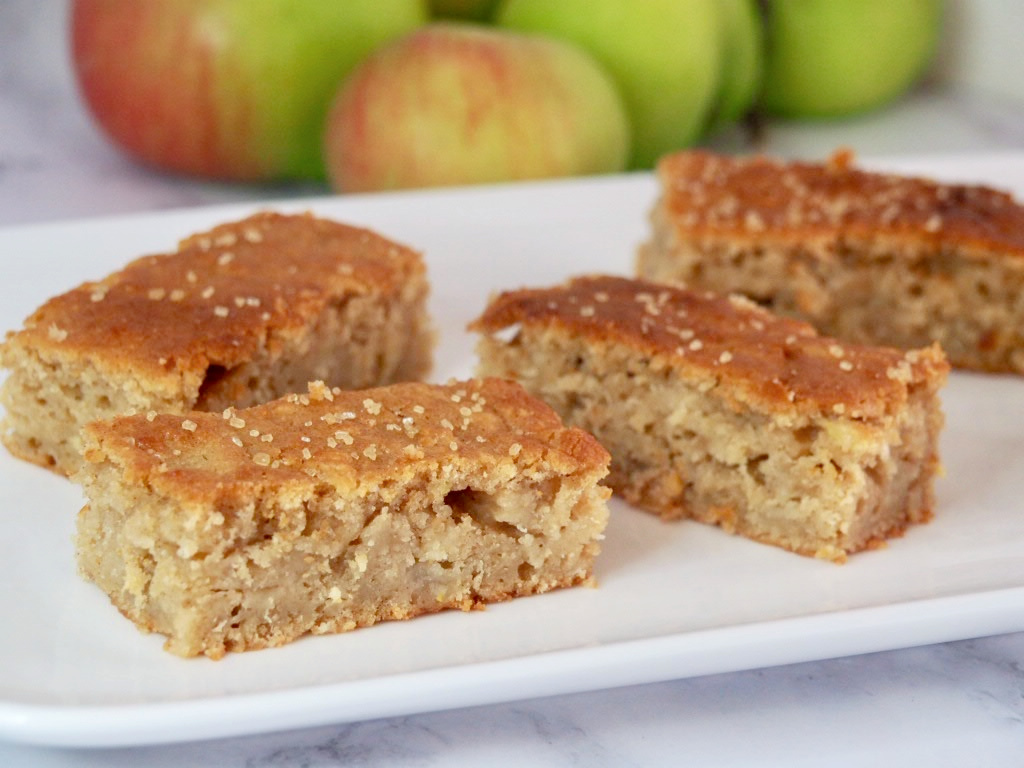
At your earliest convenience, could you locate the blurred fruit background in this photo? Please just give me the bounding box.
[68,0,948,193]
[6,0,1023,216]
[72,0,428,181]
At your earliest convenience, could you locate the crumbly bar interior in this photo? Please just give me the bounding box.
[638,148,1024,375]
[0,288,432,475]
[74,381,609,658]
[638,217,1024,374]
[477,327,944,562]
[78,459,605,659]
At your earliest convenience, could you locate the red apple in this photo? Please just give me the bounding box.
[324,23,631,193]
[71,0,427,181]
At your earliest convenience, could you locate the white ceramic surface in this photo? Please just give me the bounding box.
[2,161,1023,748]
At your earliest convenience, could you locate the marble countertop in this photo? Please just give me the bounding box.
[2,3,1024,765]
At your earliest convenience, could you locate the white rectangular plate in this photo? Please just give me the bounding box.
[2,154,1024,748]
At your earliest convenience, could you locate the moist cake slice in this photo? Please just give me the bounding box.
[75,378,611,659]
[472,275,948,562]
[637,149,1024,374]
[0,211,434,475]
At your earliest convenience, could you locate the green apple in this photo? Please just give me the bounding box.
[497,0,722,169]
[72,0,428,181]
[761,0,943,118]
[324,23,631,193]
[428,0,500,21]
[706,0,764,131]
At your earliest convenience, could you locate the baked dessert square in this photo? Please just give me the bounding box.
[0,211,434,475]
[472,275,949,562]
[75,378,611,659]
[637,149,1024,374]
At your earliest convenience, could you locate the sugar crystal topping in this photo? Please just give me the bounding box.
[114,379,574,486]
[658,150,1024,251]
[474,275,943,417]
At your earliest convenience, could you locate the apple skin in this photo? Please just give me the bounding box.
[324,23,631,193]
[428,0,500,21]
[496,0,722,169]
[706,0,763,131]
[761,0,943,118]
[71,0,428,181]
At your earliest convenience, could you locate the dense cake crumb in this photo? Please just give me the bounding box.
[637,149,1024,374]
[472,275,949,562]
[75,378,611,659]
[0,211,435,475]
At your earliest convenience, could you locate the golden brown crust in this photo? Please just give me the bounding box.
[656,149,1024,254]
[473,276,947,562]
[76,377,611,657]
[470,275,949,419]
[5,211,425,386]
[80,378,610,507]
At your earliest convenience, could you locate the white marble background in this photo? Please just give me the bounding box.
[1,2,1024,765]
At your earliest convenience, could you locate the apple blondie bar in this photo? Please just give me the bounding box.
[0,211,434,475]
[472,275,949,562]
[637,149,1024,374]
[75,378,611,658]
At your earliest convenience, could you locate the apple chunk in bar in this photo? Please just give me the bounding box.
[471,275,948,562]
